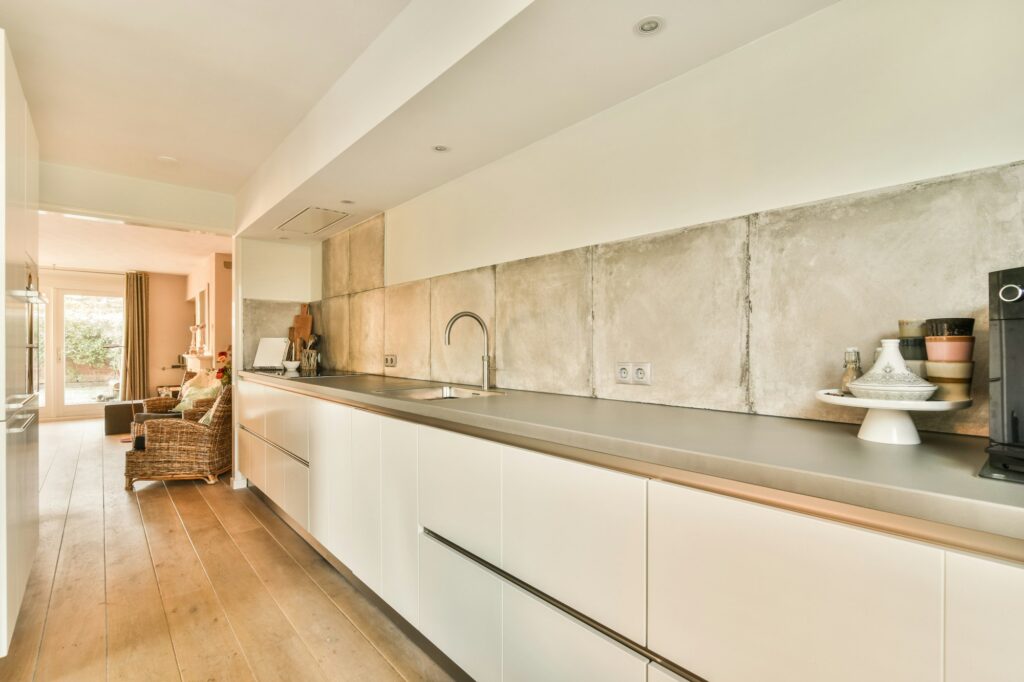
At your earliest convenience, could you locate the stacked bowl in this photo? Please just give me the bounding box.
[924,318,975,400]
[897,319,928,378]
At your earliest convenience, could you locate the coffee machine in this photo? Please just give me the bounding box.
[981,266,1024,482]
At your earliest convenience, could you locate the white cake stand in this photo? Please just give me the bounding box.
[815,389,971,445]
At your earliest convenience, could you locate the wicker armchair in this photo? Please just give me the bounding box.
[124,386,233,490]
[129,372,219,439]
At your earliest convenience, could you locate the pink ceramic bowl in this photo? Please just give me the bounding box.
[925,336,974,362]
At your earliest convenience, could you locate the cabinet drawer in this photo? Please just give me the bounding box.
[264,443,286,506]
[648,481,942,682]
[264,387,309,461]
[502,583,647,682]
[945,551,1024,682]
[501,447,646,642]
[418,426,501,564]
[237,379,265,436]
[243,430,266,490]
[380,416,418,625]
[419,533,501,682]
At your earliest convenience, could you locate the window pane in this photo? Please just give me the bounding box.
[63,294,124,405]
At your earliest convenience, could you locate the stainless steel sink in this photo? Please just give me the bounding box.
[374,385,504,401]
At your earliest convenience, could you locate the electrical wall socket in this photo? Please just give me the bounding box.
[615,362,633,384]
[615,362,652,385]
[384,354,398,368]
[633,362,652,385]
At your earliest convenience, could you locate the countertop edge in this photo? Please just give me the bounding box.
[237,372,1024,564]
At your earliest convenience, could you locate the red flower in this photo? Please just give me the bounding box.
[217,352,228,362]
[215,369,224,379]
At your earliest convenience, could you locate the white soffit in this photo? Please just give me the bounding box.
[236,0,839,240]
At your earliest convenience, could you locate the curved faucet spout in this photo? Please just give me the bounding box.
[444,311,490,389]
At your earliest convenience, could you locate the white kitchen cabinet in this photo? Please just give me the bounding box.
[282,453,309,530]
[647,481,943,682]
[236,425,250,479]
[264,386,309,461]
[237,378,265,436]
[419,534,501,682]
[945,551,1024,682]
[380,416,419,625]
[501,583,647,682]
[647,663,687,682]
[418,426,501,564]
[308,398,351,558]
[501,447,647,642]
[264,443,286,507]
[349,409,382,592]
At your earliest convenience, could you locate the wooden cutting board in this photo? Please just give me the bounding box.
[293,304,313,342]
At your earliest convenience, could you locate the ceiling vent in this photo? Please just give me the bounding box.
[274,207,350,236]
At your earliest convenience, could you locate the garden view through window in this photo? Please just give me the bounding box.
[63,293,124,405]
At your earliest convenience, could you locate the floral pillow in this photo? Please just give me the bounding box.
[172,384,221,412]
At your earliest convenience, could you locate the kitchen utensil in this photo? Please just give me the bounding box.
[816,389,970,445]
[898,319,927,338]
[898,337,926,360]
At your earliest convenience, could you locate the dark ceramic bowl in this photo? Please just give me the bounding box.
[898,337,926,360]
[925,318,974,337]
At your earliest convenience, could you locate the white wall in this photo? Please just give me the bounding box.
[40,162,234,234]
[385,0,1024,284]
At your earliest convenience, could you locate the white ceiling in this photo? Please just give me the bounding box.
[0,0,410,192]
[238,0,840,239]
[38,211,232,275]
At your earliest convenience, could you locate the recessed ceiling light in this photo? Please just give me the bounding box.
[432,145,449,152]
[157,155,178,164]
[634,16,664,35]
[340,199,355,204]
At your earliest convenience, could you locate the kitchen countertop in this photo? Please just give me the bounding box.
[239,370,1024,555]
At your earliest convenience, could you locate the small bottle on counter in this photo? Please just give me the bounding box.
[840,347,863,395]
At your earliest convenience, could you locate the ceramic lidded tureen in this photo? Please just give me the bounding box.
[848,339,937,401]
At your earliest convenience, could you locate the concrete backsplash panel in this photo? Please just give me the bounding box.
[430,266,496,386]
[349,215,385,294]
[350,288,384,374]
[496,248,593,396]
[593,218,749,411]
[384,280,431,380]
[318,295,350,371]
[322,230,350,298]
[750,163,1024,435]
[241,299,304,369]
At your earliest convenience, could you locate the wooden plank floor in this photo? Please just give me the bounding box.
[0,419,454,681]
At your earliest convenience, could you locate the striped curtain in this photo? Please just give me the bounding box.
[120,272,149,400]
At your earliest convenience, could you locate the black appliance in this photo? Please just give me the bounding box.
[981,266,1024,482]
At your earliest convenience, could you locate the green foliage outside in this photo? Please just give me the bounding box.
[63,295,123,383]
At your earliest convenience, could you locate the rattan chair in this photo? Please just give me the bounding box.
[124,386,232,490]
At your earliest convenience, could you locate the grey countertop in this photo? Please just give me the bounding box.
[239,370,1024,545]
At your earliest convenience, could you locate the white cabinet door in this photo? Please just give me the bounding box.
[283,454,309,530]
[501,447,647,642]
[307,399,352,562]
[648,481,943,682]
[264,387,309,461]
[380,416,419,625]
[349,409,382,592]
[236,425,249,480]
[647,663,687,682]
[945,551,1024,682]
[418,426,501,564]
[242,429,266,490]
[264,444,286,507]
[419,534,501,682]
[237,379,265,436]
[502,583,647,682]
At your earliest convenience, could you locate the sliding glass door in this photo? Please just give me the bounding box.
[46,289,124,418]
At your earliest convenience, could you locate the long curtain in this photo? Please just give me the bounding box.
[120,272,149,400]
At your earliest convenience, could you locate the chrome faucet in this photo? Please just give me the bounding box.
[444,311,490,390]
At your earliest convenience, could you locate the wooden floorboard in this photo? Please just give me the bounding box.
[0,419,451,681]
[35,426,107,681]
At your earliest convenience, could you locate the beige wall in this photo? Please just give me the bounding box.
[147,273,193,394]
[186,252,233,355]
